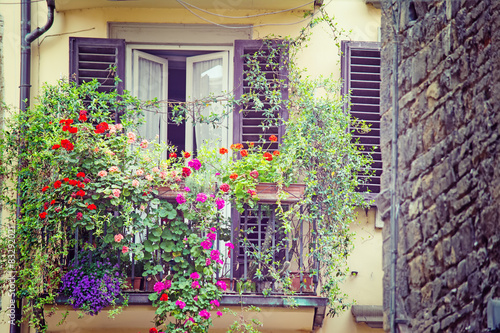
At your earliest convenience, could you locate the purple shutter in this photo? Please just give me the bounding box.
[341,41,382,194]
[233,40,288,151]
[69,37,125,94]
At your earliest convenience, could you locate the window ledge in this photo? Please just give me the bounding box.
[351,304,383,328]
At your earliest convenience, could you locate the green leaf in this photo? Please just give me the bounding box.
[144,240,153,253]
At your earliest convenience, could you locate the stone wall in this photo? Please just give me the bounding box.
[378,0,499,332]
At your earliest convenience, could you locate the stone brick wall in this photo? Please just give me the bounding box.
[378,0,499,332]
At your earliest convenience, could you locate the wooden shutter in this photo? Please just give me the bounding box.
[69,37,125,94]
[341,41,382,194]
[233,40,288,150]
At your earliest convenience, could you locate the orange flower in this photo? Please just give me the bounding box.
[231,143,243,150]
[219,148,228,154]
[273,150,280,156]
[240,149,248,157]
[230,144,236,150]
[263,152,273,161]
[269,135,278,142]
[184,151,191,158]
[249,142,254,147]
[229,173,238,180]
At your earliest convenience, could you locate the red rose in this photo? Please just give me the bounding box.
[184,152,191,158]
[229,173,238,180]
[76,172,85,178]
[39,212,47,219]
[160,293,168,301]
[240,149,248,157]
[220,183,230,192]
[269,135,278,142]
[263,152,273,161]
[42,186,49,192]
[169,152,177,159]
[182,167,191,177]
[52,144,60,150]
[149,328,158,333]
[219,148,228,154]
[54,180,62,189]
[87,204,97,210]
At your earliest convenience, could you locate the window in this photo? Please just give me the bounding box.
[341,41,382,195]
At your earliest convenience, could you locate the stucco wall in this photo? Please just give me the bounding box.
[379,0,499,331]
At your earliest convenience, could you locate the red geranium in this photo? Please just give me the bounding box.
[39,212,47,219]
[219,147,228,154]
[50,200,55,205]
[76,172,85,178]
[269,135,278,142]
[263,152,273,161]
[54,180,62,189]
[76,190,85,197]
[69,127,78,134]
[87,204,97,210]
[62,125,69,132]
[60,139,74,151]
[182,167,191,177]
[52,144,60,150]
[273,150,280,156]
[149,328,158,333]
[69,179,78,186]
[160,293,168,301]
[220,183,230,192]
[94,122,109,134]
[79,110,88,122]
[41,186,49,192]
[76,212,83,220]
[65,119,74,126]
[184,152,191,158]
[169,152,177,159]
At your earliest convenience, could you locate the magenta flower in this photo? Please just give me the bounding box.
[206,258,212,266]
[210,227,217,232]
[217,311,223,317]
[215,197,225,210]
[154,282,165,294]
[184,186,191,192]
[184,317,195,325]
[199,309,211,319]
[164,280,172,289]
[210,249,220,261]
[191,280,200,289]
[176,193,186,204]
[194,295,198,301]
[190,272,200,280]
[216,280,227,291]
[225,242,234,249]
[196,193,207,203]
[207,232,216,241]
[188,159,202,171]
[176,300,186,309]
[210,299,220,307]
[201,239,212,250]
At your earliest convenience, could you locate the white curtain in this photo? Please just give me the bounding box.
[137,58,163,143]
[192,58,224,148]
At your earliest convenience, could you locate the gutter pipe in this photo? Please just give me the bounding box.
[14,1,56,333]
[388,0,400,333]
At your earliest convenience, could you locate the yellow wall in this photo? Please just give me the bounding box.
[0,0,381,332]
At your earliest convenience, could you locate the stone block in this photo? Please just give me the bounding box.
[411,50,428,86]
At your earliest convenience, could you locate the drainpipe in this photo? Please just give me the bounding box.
[14,1,55,333]
[388,0,400,333]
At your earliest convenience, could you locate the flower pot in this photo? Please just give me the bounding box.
[218,278,234,291]
[133,277,143,290]
[290,272,314,293]
[255,183,306,204]
[124,277,133,290]
[145,275,160,292]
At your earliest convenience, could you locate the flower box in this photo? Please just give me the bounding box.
[255,183,306,204]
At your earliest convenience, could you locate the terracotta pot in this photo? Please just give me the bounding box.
[290,272,313,292]
[218,278,234,291]
[133,277,143,290]
[145,275,159,292]
[254,183,306,204]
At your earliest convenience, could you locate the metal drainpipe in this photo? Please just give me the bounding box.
[388,0,401,333]
[14,1,55,333]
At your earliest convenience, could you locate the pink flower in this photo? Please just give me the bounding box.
[217,311,223,317]
[200,239,212,250]
[98,170,108,177]
[140,140,148,148]
[184,317,195,325]
[207,233,216,241]
[132,179,140,187]
[116,123,123,131]
[206,258,211,266]
[112,189,121,198]
[210,249,220,261]
[145,174,153,181]
[154,282,165,294]
[159,171,168,179]
[140,204,146,210]
[76,212,83,220]
[114,234,124,242]
[176,300,186,309]
[152,167,160,173]
[249,170,259,179]
[215,197,225,210]
[136,169,144,176]
[188,159,201,171]
[193,296,198,302]
[176,193,186,204]
[219,183,230,193]
[164,280,172,289]
[216,280,227,291]
[108,125,117,134]
[191,280,200,289]
[190,272,200,280]
[109,166,120,173]
[247,189,257,196]
[127,132,136,144]
[210,299,220,307]
[199,309,211,319]
[196,193,207,203]
[184,187,191,192]
[122,246,129,253]
[225,242,234,249]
